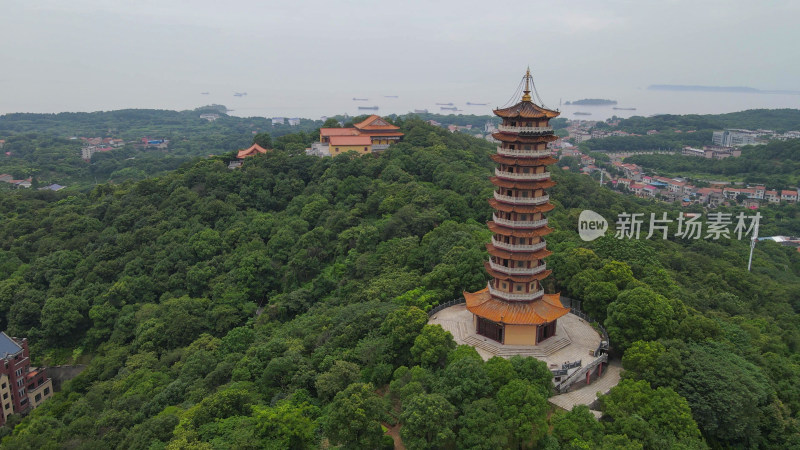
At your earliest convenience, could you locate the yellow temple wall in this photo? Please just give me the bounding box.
[504,324,537,345]
[331,145,372,156]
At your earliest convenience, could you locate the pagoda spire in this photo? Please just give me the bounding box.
[522,67,532,102]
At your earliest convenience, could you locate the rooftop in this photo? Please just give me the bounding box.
[0,332,23,359]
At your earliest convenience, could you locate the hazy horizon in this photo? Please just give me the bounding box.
[3,0,799,119]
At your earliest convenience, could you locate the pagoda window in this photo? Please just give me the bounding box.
[502,282,508,289]
[521,191,529,198]
[509,144,515,150]
[520,214,528,221]
[516,284,523,291]
[523,168,530,173]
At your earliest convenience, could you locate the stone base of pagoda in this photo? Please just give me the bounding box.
[427,303,603,363]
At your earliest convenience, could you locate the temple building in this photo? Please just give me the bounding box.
[464,69,570,346]
[315,115,403,156]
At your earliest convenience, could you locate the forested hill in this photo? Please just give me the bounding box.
[614,109,800,134]
[1,119,800,448]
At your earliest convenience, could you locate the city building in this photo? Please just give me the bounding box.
[0,332,53,426]
[712,129,757,147]
[463,70,569,346]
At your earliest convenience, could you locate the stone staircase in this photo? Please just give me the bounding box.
[462,333,572,358]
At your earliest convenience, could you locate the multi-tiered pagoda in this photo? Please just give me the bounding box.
[464,69,569,346]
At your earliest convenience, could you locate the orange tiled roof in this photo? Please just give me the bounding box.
[484,262,551,282]
[237,143,270,158]
[488,222,552,237]
[492,133,559,143]
[488,199,555,214]
[490,177,557,190]
[487,244,551,260]
[329,135,373,146]
[465,288,569,325]
[494,101,560,119]
[491,154,558,166]
[359,131,405,137]
[320,128,360,137]
[354,115,400,131]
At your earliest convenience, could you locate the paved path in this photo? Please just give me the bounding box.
[548,359,622,416]
[429,303,622,416]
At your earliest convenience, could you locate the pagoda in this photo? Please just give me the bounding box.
[464,69,569,346]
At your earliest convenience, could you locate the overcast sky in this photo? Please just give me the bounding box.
[2,0,798,117]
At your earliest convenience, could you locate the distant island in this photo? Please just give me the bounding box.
[648,84,800,95]
[565,99,617,106]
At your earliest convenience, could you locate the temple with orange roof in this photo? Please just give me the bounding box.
[317,115,403,156]
[236,143,271,159]
[464,69,569,346]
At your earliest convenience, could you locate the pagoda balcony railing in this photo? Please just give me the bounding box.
[488,283,545,302]
[494,168,550,180]
[489,260,547,275]
[493,192,550,205]
[492,214,548,228]
[496,147,552,158]
[497,125,553,134]
[491,238,547,252]
[371,144,390,151]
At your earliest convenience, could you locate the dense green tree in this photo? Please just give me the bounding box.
[605,287,677,350]
[410,324,456,369]
[456,398,509,450]
[324,382,385,449]
[400,393,457,450]
[496,379,549,448]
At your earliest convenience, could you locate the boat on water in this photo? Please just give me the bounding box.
[353,97,369,101]
[414,109,428,114]
[358,106,379,110]
[440,106,458,111]
[574,112,592,116]
[466,102,488,106]
[436,102,454,106]
[612,107,637,111]
[384,95,399,98]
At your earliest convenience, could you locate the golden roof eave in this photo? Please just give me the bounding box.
[488,222,553,237]
[493,101,560,119]
[464,287,570,325]
[490,177,557,190]
[491,154,558,166]
[488,199,555,214]
[492,133,559,143]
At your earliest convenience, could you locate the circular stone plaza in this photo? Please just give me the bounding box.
[429,71,620,413]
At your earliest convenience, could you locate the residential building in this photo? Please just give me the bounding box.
[271,117,285,126]
[781,190,798,203]
[765,190,780,203]
[712,129,757,147]
[0,333,53,426]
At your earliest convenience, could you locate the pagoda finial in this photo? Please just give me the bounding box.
[522,67,532,102]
